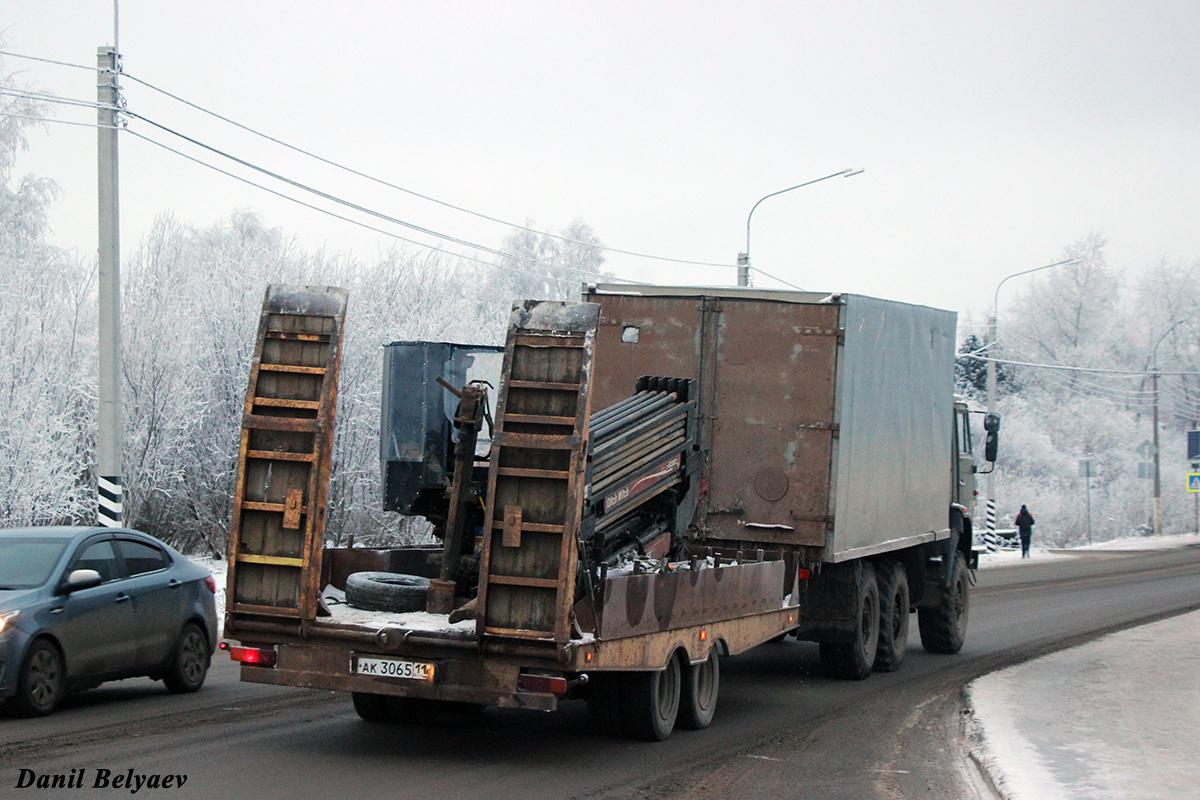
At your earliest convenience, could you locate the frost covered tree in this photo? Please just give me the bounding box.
[0,56,97,526]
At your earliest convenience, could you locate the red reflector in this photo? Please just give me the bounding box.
[226,645,277,667]
[796,568,811,580]
[517,674,568,695]
[204,576,217,593]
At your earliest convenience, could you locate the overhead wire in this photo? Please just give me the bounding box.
[122,127,580,288]
[121,110,639,285]
[0,87,114,112]
[0,48,97,73]
[119,70,736,270]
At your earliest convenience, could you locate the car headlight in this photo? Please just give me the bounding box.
[0,610,18,635]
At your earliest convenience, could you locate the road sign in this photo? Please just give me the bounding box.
[1136,439,1157,460]
[1189,431,1200,461]
[1189,474,1200,492]
[1079,459,1097,478]
[1138,462,1154,480]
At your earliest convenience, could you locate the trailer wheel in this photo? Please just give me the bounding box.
[918,551,969,654]
[679,648,720,730]
[345,572,430,613]
[873,559,910,672]
[352,691,393,722]
[818,561,879,680]
[621,653,682,741]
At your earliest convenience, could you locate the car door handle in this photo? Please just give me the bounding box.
[115,593,131,603]
[50,606,65,614]
[169,579,182,589]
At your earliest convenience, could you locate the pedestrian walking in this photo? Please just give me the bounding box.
[1014,505,1035,558]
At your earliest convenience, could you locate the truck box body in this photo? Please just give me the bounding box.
[586,285,958,560]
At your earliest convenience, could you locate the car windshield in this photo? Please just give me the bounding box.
[0,538,71,589]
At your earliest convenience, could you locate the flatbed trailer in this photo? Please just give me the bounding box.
[224,285,998,740]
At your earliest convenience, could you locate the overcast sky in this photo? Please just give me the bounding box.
[5,1,1199,332]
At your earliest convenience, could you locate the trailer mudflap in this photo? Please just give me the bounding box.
[225,285,349,628]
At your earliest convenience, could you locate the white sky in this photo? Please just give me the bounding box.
[4,1,1199,329]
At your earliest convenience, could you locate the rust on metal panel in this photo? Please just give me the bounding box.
[597,560,785,640]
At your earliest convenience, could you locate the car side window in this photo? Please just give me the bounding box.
[115,538,171,576]
[73,539,121,583]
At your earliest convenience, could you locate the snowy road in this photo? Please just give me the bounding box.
[3,546,1198,799]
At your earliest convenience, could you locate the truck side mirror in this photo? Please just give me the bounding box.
[984,412,1000,433]
[985,430,999,463]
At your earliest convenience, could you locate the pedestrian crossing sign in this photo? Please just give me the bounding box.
[1190,474,1200,492]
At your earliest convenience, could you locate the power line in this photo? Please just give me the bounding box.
[123,128,583,288]
[123,110,638,285]
[0,48,96,73]
[0,111,110,130]
[0,87,116,112]
[119,70,735,270]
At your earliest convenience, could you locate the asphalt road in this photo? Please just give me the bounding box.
[4,545,1199,800]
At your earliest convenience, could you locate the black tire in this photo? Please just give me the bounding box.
[586,673,627,738]
[818,561,879,681]
[13,638,65,717]
[345,572,430,613]
[678,648,720,730]
[918,551,969,654]
[873,559,910,672]
[163,622,210,694]
[352,691,393,722]
[621,654,682,741]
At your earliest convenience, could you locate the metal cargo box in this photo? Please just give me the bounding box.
[586,285,956,562]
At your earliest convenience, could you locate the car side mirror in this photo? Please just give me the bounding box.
[60,568,103,594]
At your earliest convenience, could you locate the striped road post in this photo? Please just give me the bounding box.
[97,475,123,527]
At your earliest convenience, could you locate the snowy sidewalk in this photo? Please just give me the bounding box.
[967,604,1200,799]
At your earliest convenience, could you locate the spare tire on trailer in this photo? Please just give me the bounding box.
[345,572,430,613]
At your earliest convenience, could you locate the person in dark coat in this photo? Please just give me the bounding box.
[1014,505,1035,558]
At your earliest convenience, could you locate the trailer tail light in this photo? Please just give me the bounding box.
[219,642,277,667]
[699,629,707,642]
[204,576,217,593]
[517,673,568,695]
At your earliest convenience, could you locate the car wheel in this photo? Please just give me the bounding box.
[163,622,210,693]
[13,639,65,717]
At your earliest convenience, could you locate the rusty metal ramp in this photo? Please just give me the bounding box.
[477,300,601,645]
[226,285,348,625]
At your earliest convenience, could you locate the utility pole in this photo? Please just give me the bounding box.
[97,45,123,527]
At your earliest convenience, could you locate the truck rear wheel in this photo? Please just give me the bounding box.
[918,551,969,654]
[351,691,392,722]
[679,647,720,730]
[818,561,879,680]
[873,559,910,672]
[621,653,682,741]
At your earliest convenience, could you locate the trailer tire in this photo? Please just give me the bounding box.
[352,691,393,722]
[621,653,682,741]
[918,551,969,654]
[679,648,720,730]
[873,559,910,672]
[345,572,430,613]
[818,561,879,680]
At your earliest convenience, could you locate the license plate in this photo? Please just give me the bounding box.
[352,655,435,681]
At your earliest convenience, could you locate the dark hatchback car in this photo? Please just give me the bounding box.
[0,526,218,716]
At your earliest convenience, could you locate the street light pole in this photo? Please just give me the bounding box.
[738,168,863,287]
[1151,319,1186,536]
[984,258,1079,548]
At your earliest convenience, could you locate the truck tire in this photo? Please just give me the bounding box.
[918,551,969,654]
[678,647,719,730]
[621,653,682,741]
[345,572,430,613]
[873,559,910,672]
[818,561,879,680]
[352,691,393,722]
